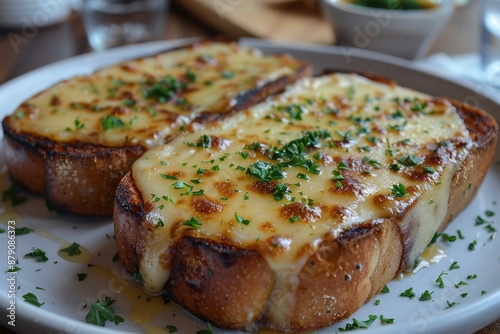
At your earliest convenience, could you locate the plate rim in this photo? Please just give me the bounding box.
[0,37,499,334]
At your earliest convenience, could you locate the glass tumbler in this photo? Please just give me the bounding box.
[81,0,169,51]
[481,0,500,86]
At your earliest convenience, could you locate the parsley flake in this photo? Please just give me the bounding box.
[436,271,448,288]
[60,242,82,256]
[2,180,28,207]
[85,296,123,327]
[24,248,48,262]
[23,292,44,307]
[100,115,125,131]
[182,217,202,229]
[399,287,416,299]
[77,273,88,281]
[419,290,434,301]
[246,161,285,182]
[234,213,251,225]
[391,183,408,197]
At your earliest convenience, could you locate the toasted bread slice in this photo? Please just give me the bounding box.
[114,73,497,332]
[2,41,311,216]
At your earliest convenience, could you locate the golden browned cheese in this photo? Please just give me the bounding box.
[4,42,306,149]
[130,73,472,324]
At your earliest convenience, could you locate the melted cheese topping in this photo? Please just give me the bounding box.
[5,42,302,148]
[132,73,472,323]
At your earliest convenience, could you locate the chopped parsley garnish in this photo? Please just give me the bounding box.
[13,227,32,237]
[440,233,457,242]
[7,266,21,273]
[454,281,468,288]
[485,210,495,217]
[468,239,478,251]
[196,322,215,334]
[237,151,250,160]
[24,248,48,262]
[389,163,400,171]
[60,242,82,256]
[161,174,178,180]
[146,106,157,117]
[398,154,423,167]
[297,173,310,180]
[77,273,88,281]
[467,274,478,280]
[436,271,448,288]
[388,121,408,131]
[419,290,434,301]
[335,130,354,142]
[234,213,251,225]
[156,219,165,228]
[85,296,124,327]
[197,134,212,149]
[399,287,415,299]
[475,216,487,225]
[123,99,136,107]
[244,142,264,151]
[172,181,194,195]
[411,101,427,113]
[74,117,85,130]
[186,71,197,82]
[423,166,436,174]
[391,110,404,118]
[182,217,202,229]
[381,285,390,294]
[143,75,183,103]
[22,292,44,307]
[380,315,394,324]
[284,104,305,120]
[100,115,125,131]
[246,161,286,182]
[391,183,408,197]
[272,182,291,201]
[363,156,381,169]
[445,300,459,309]
[332,170,344,181]
[192,189,204,196]
[166,325,178,333]
[338,315,377,331]
[338,161,349,170]
[449,261,460,270]
[2,180,28,207]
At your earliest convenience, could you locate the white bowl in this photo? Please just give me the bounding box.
[321,0,454,59]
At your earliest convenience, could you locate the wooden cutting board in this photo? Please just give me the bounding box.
[174,0,334,44]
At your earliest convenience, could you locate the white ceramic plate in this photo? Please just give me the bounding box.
[0,38,499,334]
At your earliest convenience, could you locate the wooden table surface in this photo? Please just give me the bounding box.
[0,1,498,333]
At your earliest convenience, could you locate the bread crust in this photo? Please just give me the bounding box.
[113,97,497,331]
[2,42,311,216]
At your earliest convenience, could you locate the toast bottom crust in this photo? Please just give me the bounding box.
[113,98,497,332]
[3,125,145,216]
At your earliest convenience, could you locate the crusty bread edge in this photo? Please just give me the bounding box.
[1,41,312,216]
[113,98,498,331]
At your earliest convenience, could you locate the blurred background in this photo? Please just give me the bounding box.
[0,0,482,84]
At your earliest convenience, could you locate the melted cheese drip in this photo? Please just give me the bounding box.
[132,73,472,324]
[5,42,302,149]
